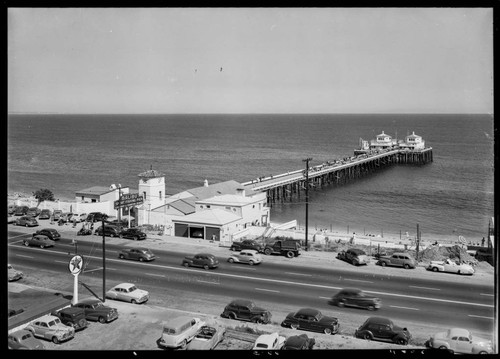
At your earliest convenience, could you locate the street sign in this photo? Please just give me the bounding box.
[114,193,144,209]
[68,255,84,276]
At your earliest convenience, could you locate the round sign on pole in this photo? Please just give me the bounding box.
[69,255,84,276]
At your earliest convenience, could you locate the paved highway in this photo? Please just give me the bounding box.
[8,230,495,340]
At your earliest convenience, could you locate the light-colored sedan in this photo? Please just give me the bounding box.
[252,332,286,350]
[8,329,45,350]
[427,328,493,354]
[227,249,263,266]
[106,282,149,304]
[186,325,226,350]
[25,314,75,344]
[8,264,24,281]
[427,259,474,275]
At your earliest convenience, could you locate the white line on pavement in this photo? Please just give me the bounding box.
[145,273,165,277]
[344,278,373,283]
[285,272,312,276]
[255,288,280,293]
[390,305,419,311]
[409,286,441,291]
[15,254,34,259]
[83,267,105,273]
[468,315,494,320]
[8,233,31,239]
[54,260,68,264]
[480,293,494,297]
[197,280,220,285]
[319,296,330,300]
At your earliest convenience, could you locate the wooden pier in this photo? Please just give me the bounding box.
[242,147,433,205]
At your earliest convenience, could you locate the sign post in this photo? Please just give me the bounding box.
[68,255,84,305]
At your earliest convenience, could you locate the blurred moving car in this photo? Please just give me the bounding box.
[186,325,226,350]
[24,314,75,344]
[281,308,339,335]
[426,259,474,275]
[252,332,286,350]
[376,252,416,269]
[14,216,38,227]
[158,316,206,349]
[8,264,24,282]
[228,249,263,265]
[38,209,52,220]
[118,247,156,262]
[86,212,108,223]
[94,225,121,237]
[34,228,61,241]
[328,288,381,310]
[182,253,219,270]
[72,298,119,323]
[354,316,411,345]
[23,235,55,249]
[106,282,149,304]
[281,334,316,350]
[336,248,369,266]
[426,328,493,354]
[8,329,45,350]
[230,239,263,252]
[119,227,147,240]
[220,299,272,324]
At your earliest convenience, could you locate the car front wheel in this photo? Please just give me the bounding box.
[131,299,137,304]
[98,316,106,324]
[432,267,438,272]
[23,241,29,247]
[404,264,410,269]
[119,254,124,259]
[290,323,298,330]
[324,328,332,335]
[367,305,375,311]
[396,337,407,345]
[363,333,372,340]
[228,258,234,263]
[203,264,209,270]
[337,300,345,307]
[40,245,45,249]
[249,260,254,265]
[183,262,190,267]
[52,336,60,344]
[380,261,386,267]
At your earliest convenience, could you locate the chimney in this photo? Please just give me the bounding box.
[236,188,246,197]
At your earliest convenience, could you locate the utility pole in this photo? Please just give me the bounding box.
[102,217,106,302]
[303,158,312,251]
[118,184,122,224]
[415,223,420,261]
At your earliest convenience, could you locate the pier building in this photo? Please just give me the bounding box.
[242,131,433,205]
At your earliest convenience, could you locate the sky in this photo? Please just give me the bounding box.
[7,7,494,114]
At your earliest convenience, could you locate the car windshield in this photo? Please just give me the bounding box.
[21,333,32,340]
[163,327,176,334]
[256,343,269,348]
[127,286,138,292]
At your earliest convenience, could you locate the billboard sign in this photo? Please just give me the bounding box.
[114,193,144,209]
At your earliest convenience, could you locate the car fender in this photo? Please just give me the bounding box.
[431,339,449,349]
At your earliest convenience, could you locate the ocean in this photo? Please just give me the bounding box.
[7,113,494,241]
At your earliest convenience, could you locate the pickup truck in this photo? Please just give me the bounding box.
[376,252,416,269]
[263,239,301,258]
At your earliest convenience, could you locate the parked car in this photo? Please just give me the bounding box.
[26,207,41,217]
[426,328,493,354]
[106,282,149,304]
[7,214,16,224]
[34,228,61,241]
[186,325,226,350]
[72,298,119,323]
[51,307,88,331]
[281,308,339,335]
[182,253,219,270]
[8,329,45,350]
[119,227,147,240]
[53,209,63,221]
[24,314,75,344]
[86,212,108,223]
[354,316,411,345]
[118,247,156,262]
[94,225,121,237]
[158,316,206,349]
[58,212,73,223]
[8,264,24,282]
[8,204,18,215]
[228,249,263,265]
[252,332,286,350]
[23,234,55,248]
[336,248,369,266]
[376,252,416,269]
[328,288,381,310]
[426,259,474,275]
[38,209,52,220]
[281,334,316,350]
[14,216,38,227]
[70,213,87,223]
[230,239,263,252]
[220,299,272,324]
[14,205,29,216]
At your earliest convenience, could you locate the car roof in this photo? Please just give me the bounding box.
[58,307,84,314]
[339,288,362,294]
[163,316,198,329]
[347,248,366,254]
[128,247,149,251]
[365,317,393,325]
[36,314,59,322]
[230,299,254,307]
[296,308,321,317]
[10,329,33,337]
[240,249,258,254]
[76,298,102,305]
[448,328,470,337]
[284,335,307,346]
[114,282,135,289]
[195,253,215,257]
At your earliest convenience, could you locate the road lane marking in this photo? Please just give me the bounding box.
[255,288,280,293]
[409,286,440,291]
[82,267,104,273]
[285,272,312,276]
[8,234,32,239]
[15,248,492,309]
[344,278,373,283]
[54,260,68,264]
[236,267,257,270]
[15,254,34,259]
[319,296,330,300]
[197,280,220,285]
[468,315,494,320]
[145,273,165,277]
[390,305,419,311]
[480,293,494,297]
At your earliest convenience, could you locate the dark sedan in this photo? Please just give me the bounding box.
[38,209,52,220]
[328,288,381,310]
[182,253,219,270]
[119,228,147,240]
[34,228,61,241]
[281,308,339,335]
[230,239,263,252]
[355,316,411,345]
[281,334,316,350]
[23,235,55,249]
